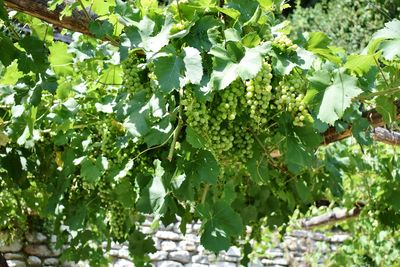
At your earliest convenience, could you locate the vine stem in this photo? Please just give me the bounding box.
[77,0,92,21]
[175,0,183,21]
[374,55,390,87]
[355,86,400,100]
[167,88,184,161]
[201,184,210,204]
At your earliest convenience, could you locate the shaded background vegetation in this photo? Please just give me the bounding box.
[289,0,400,52]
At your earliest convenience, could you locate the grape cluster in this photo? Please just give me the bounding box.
[272,75,311,127]
[107,202,127,240]
[273,33,298,52]
[122,53,146,94]
[184,81,255,163]
[244,60,273,130]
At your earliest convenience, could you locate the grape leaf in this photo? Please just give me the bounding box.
[344,54,378,76]
[187,150,219,184]
[305,32,341,64]
[153,46,184,92]
[376,96,397,124]
[317,72,363,125]
[49,42,74,76]
[186,126,206,149]
[183,47,203,85]
[80,157,103,183]
[210,43,269,90]
[198,201,243,252]
[185,16,222,52]
[370,19,400,60]
[137,160,167,216]
[0,33,20,67]
[125,16,173,53]
[285,135,313,174]
[89,20,114,38]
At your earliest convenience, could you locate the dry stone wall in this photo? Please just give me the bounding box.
[1,217,349,267]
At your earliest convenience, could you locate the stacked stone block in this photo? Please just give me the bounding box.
[0,219,349,267]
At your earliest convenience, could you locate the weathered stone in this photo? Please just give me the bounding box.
[207,254,217,262]
[196,245,206,253]
[118,248,130,260]
[141,226,154,235]
[226,246,240,257]
[161,241,177,251]
[185,234,200,244]
[108,249,119,257]
[44,258,60,265]
[169,251,191,263]
[222,255,239,263]
[113,259,134,267]
[192,224,201,231]
[25,232,47,244]
[192,255,209,264]
[330,234,350,243]
[290,230,309,238]
[156,261,183,267]
[210,262,237,267]
[50,235,57,243]
[261,258,288,266]
[156,231,182,241]
[27,256,42,266]
[311,232,327,241]
[248,259,263,267]
[149,251,168,261]
[7,260,26,267]
[4,253,25,260]
[178,241,196,252]
[24,245,52,257]
[184,264,208,267]
[0,241,23,252]
[265,248,284,259]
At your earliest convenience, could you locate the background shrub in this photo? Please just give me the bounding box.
[290,0,400,52]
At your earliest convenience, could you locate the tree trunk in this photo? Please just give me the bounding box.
[0,253,9,267]
[4,0,92,36]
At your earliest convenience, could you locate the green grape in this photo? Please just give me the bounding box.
[245,60,273,130]
[107,202,127,240]
[122,53,146,94]
[273,33,298,52]
[273,73,312,127]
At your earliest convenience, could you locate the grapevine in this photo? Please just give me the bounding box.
[0,0,399,265]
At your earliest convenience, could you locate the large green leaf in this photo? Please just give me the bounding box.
[317,72,363,125]
[183,47,203,85]
[198,201,243,252]
[210,43,269,90]
[370,19,400,60]
[49,42,74,76]
[187,150,219,184]
[153,46,184,92]
[125,16,173,53]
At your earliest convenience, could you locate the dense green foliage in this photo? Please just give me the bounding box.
[290,0,400,52]
[0,0,400,265]
[252,142,400,266]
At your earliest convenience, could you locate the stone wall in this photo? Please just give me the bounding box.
[1,218,349,267]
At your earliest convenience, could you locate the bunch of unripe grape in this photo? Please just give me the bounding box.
[122,53,145,94]
[273,33,298,52]
[272,75,311,127]
[244,60,273,130]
